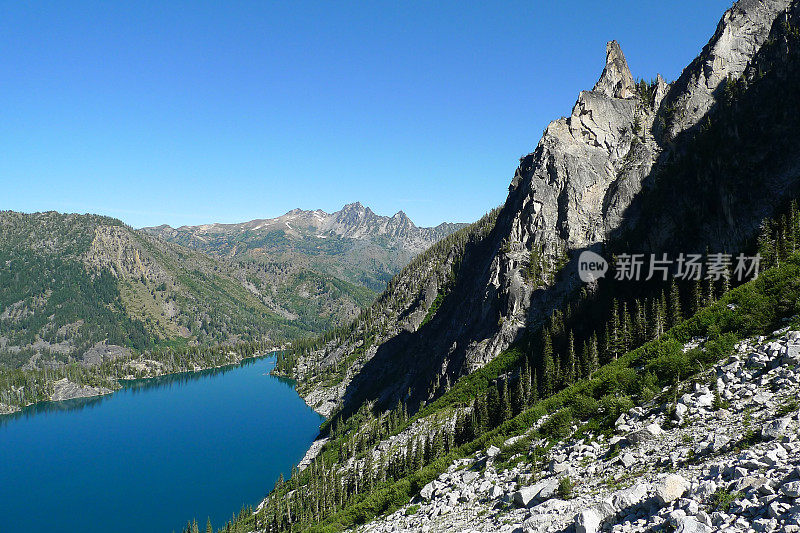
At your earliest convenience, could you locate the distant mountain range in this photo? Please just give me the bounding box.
[0,205,465,370]
[143,202,466,292]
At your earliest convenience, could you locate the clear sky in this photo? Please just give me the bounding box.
[1,1,732,228]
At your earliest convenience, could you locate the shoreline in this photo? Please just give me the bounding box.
[0,350,281,417]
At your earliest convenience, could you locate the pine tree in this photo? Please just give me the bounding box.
[500,380,512,422]
[691,280,704,315]
[609,299,622,360]
[633,300,647,345]
[540,330,555,397]
[778,215,790,262]
[621,302,633,353]
[206,518,213,533]
[487,383,501,428]
[758,219,776,267]
[720,263,731,297]
[521,357,532,405]
[790,200,800,253]
[579,340,589,380]
[587,332,599,376]
[667,279,682,328]
[602,322,612,364]
[650,297,665,339]
[563,330,576,386]
[512,374,525,415]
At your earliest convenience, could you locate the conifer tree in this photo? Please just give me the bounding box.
[668,279,682,328]
[650,297,665,339]
[621,302,633,353]
[691,280,704,315]
[758,219,776,267]
[563,330,576,386]
[602,322,612,364]
[512,375,525,415]
[521,357,532,404]
[500,380,512,422]
[609,299,622,360]
[587,332,599,376]
[540,330,555,397]
[530,369,539,403]
[579,340,589,380]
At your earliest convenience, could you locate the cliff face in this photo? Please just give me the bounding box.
[289,0,800,420]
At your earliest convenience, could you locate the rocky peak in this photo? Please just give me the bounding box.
[332,202,375,226]
[663,0,791,137]
[592,40,636,99]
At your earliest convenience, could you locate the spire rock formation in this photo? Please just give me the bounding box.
[592,40,636,99]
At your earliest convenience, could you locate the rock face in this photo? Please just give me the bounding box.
[593,40,636,99]
[663,0,792,138]
[49,378,112,402]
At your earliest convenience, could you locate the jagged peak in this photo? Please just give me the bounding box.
[593,40,636,99]
[340,201,365,211]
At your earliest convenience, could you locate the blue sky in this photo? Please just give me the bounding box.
[1,1,731,228]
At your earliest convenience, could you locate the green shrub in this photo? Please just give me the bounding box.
[557,476,573,500]
[710,488,741,512]
[599,393,634,425]
[539,408,573,439]
[701,331,737,364]
[569,394,600,420]
[645,339,693,383]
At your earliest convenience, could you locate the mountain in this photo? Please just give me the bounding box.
[228,1,800,531]
[143,202,467,293]
[280,0,800,418]
[0,210,381,371]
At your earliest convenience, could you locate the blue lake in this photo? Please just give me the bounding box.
[0,356,323,533]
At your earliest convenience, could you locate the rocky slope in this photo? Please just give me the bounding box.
[144,202,466,293]
[283,0,800,423]
[352,328,800,533]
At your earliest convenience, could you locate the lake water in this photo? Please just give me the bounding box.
[0,356,323,533]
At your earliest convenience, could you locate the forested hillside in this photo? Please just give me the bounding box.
[0,211,300,369]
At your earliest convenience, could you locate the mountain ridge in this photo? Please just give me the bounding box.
[144,202,468,293]
[143,202,464,254]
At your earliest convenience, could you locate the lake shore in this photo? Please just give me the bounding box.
[1,348,283,417]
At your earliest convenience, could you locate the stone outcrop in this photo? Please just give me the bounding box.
[49,378,112,402]
[593,40,636,99]
[663,0,793,138]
